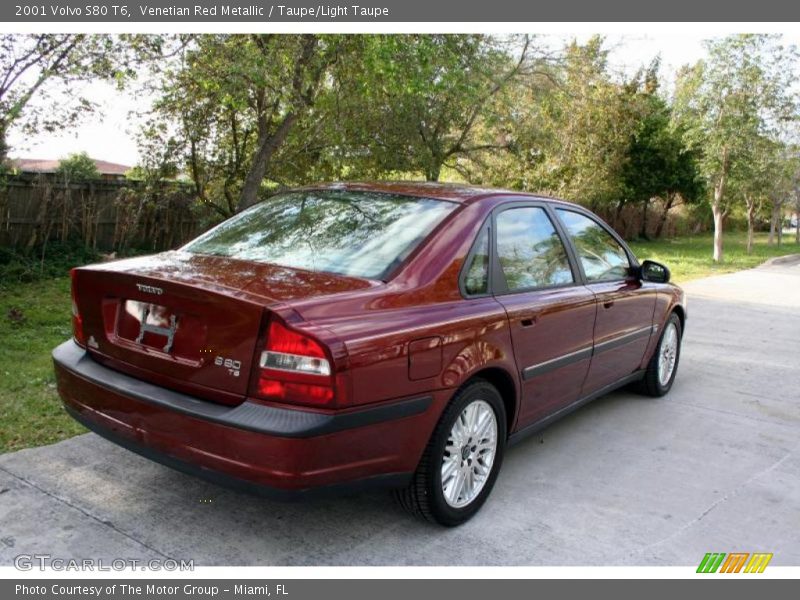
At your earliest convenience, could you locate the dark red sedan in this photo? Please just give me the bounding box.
[54,182,685,525]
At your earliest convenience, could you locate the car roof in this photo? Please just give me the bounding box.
[296,181,581,208]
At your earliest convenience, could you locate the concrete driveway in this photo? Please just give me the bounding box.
[1,256,798,566]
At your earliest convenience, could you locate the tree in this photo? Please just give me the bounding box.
[795,204,800,245]
[0,34,136,164]
[765,151,798,246]
[621,63,702,239]
[334,34,531,182]
[497,37,639,211]
[673,34,797,262]
[729,136,793,253]
[793,166,800,245]
[144,34,349,217]
[652,137,703,240]
[55,152,100,181]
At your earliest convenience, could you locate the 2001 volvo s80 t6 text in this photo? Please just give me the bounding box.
[53,182,685,525]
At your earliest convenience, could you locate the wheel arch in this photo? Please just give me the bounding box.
[671,305,686,336]
[463,366,518,437]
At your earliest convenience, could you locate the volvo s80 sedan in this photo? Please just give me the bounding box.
[53,182,685,526]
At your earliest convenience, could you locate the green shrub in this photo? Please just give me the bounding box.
[0,241,103,286]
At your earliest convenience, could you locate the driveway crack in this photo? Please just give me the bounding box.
[625,444,796,561]
[0,464,172,559]
[670,399,800,430]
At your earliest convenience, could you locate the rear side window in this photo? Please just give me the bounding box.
[556,209,630,282]
[495,207,574,292]
[463,227,489,296]
[183,190,457,280]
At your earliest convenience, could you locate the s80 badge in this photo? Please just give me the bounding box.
[214,356,241,377]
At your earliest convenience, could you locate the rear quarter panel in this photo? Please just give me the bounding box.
[327,299,515,406]
[285,197,520,419]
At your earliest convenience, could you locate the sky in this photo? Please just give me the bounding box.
[6,33,712,168]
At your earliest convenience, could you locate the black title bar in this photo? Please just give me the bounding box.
[3,0,800,22]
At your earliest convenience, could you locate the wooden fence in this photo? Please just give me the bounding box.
[0,174,216,253]
[1,173,708,255]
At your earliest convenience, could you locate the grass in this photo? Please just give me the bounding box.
[0,230,798,454]
[0,276,86,453]
[628,231,800,283]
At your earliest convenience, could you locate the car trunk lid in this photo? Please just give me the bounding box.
[73,252,374,405]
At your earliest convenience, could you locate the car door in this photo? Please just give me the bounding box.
[554,208,657,394]
[490,203,597,430]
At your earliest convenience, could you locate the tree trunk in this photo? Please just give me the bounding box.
[639,199,650,240]
[654,194,675,239]
[768,212,776,244]
[613,199,626,233]
[745,195,755,255]
[425,161,442,182]
[0,121,9,166]
[711,148,728,263]
[712,203,724,263]
[795,200,800,244]
[796,213,800,244]
[236,35,326,213]
[768,201,781,245]
[237,113,297,212]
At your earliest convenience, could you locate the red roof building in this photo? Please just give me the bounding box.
[11,157,131,180]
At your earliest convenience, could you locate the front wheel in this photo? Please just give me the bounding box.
[394,379,507,526]
[638,312,682,397]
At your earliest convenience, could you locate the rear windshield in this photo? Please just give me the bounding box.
[183,190,457,280]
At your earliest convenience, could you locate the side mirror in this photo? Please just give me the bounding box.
[640,260,670,284]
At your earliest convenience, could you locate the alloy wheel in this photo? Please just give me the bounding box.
[441,399,498,508]
[658,322,679,387]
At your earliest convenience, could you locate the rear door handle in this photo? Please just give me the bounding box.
[520,316,538,327]
[603,300,615,309]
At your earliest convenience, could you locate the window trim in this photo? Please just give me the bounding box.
[552,206,640,285]
[458,218,494,299]
[489,200,583,297]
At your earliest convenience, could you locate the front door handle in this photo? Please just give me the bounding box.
[603,300,615,309]
[520,316,538,327]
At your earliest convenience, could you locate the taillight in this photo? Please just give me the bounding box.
[254,320,335,407]
[70,268,86,347]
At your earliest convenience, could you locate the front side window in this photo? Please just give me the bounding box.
[556,209,630,282]
[495,207,574,292]
[183,190,457,280]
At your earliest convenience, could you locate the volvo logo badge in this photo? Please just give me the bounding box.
[135,305,178,353]
[136,283,163,295]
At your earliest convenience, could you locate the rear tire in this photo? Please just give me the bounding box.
[394,379,507,526]
[638,312,682,397]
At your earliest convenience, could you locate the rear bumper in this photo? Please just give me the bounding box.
[53,340,442,498]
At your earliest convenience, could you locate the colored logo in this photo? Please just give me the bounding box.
[697,552,773,573]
